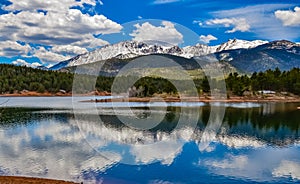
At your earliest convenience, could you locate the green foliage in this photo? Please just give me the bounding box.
[226,72,250,96]
[134,77,177,96]
[0,64,73,94]
[0,64,300,97]
[226,67,300,96]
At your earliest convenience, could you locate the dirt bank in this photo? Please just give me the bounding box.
[0,176,78,184]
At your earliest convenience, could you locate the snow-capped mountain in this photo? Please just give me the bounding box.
[215,39,268,52]
[181,39,268,58]
[50,39,268,69]
[212,40,300,73]
[181,44,217,58]
[58,41,184,68]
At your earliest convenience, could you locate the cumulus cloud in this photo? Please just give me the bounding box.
[51,45,88,55]
[199,34,217,44]
[275,7,300,27]
[206,18,250,33]
[71,34,109,48]
[32,47,71,63]
[0,0,122,64]
[0,41,91,64]
[0,41,31,57]
[3,0,99,13]
[0,9,121,46]
[12,59,41,68]
[130,21,183,45]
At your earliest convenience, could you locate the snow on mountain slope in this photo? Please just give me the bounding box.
[212,40,300,73]
[51,39,269,69]
[181,44,217,58]
[65,41,184,67]
[215,39,268,52]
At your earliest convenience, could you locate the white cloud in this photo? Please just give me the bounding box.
[32,47,71,63]
[212,4,292,17]
[0,40,92,64]
[71,34,109,48]
[199,34,217,44]
[0,40,73,64]
[0,41,31,57]
[275,7,300,27]
[0,0,122,64]
[206,18,250,33]
[12,59,28,66]
[130,21,183,45]
[37,44,89,63]
[207,4,299,40]
[131,140,182,165]
[273,160,300,180]
[0,9,121,45]
[3,0,98,13]
[12,59,41,68]
[51,45,88,55]
[202,147,300,182]
[208,155,248,169]
[153,0,181,5]
[0,122,120,182]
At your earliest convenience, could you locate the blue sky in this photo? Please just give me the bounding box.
[0,0,299,67]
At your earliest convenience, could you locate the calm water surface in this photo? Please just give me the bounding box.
[0,97,300,183]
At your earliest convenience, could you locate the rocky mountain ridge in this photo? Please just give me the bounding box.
[50,39,300,73]
[50,39,268,70]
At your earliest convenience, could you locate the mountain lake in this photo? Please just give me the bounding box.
[0,96,300,183]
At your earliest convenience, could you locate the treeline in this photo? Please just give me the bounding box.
[0,64,114,94]
[0,64,300,96]
[226,68,300,96]
[0,64,73,93]
[0,64,200,95]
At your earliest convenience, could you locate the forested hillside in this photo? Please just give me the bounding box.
[0,64,74,93]
[0,64,300,96]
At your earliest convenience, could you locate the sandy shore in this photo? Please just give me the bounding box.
[0,176,78,184]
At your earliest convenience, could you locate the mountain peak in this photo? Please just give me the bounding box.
[49,39,300,71]
[50,39,269,69]
[216,39,268,52]
[264,40,298,50]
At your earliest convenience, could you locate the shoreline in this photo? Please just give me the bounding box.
[0,176,78,184]
[0,90,111,97]
[1,91,300,103]
[82,96,300,103]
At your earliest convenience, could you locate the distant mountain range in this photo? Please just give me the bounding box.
[50,39,300,74]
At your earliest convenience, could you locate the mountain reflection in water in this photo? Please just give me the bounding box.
[0,99,299,183]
